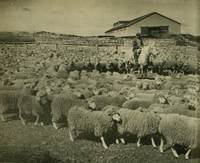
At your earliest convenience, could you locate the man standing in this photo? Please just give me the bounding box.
[132,32,144,64]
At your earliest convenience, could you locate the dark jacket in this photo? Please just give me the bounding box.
[132,38,144,51]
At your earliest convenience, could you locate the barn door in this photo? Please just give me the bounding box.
[141,26,169,37]
[141,27,149,36]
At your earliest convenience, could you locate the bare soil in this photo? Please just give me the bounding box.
[0,119,199,163]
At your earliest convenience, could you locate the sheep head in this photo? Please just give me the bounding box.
[87,98,96,110]
[104,108,121,123]
[36,90,50,106]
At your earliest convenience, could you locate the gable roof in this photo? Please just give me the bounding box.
[105,12,181,33]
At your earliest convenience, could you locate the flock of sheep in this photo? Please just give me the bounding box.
[0,70,200,160]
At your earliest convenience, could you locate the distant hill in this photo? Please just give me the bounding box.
[0,31,199,45]
[0,32,35,43]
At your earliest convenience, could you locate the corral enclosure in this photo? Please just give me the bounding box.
[0,32,200,163]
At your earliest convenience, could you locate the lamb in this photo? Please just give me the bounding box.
[17,94,44,126]
[51,93,86,129]
[67,106,121,149]
[116,108,161,147]
[158,114,200,159]
[0,89,32,122]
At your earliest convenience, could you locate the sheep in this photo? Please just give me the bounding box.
[0,86,33,94]
[116,108,161,147]
[0,85,21,91]
[56,63,69,79]
[87,95,126,111]
[72,87,94,99]
[149,103,195,117]
[51,93,86,129]
[17,94,44,126]
[67,106,121,149]
[0,89,32,122]
[195,102,200,118]
[122,94,167,110]
[158,114,200,159]
[122,98,153,110]
[165,95,189,106]
[68,70,80,80]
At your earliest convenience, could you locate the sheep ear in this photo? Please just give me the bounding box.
[107,111,114,116]
[107,112,112,116]
[116,113,120,116]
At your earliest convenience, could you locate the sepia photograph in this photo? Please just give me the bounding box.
[0,0,200,162]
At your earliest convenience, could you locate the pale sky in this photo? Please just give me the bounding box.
[0,0,199,36]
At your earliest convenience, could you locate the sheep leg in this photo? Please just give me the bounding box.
[19,109,26,125]
[52,122,59,130]
[185,148,191,160]
[52,114,60,130]
[171,147,179,158]
[140,65,143,75]
[120,138,126,144]
[100,136,108,149]
[34,113,40,126]
[159,138,164,153]
[115,139,120,144]
[0,114,6,122]
[137,137,141,147]
[69,129,74,142]
[151,137,157,148]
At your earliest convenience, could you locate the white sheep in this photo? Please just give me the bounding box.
[158,114,200,159]
[116,108,161,148]
[17,94,44,126]
[51,93,86,129]
[87,95,126,111]
[149,103,195,117]
[195,104,200,118]
[0,89,32,122]
[68,70,80,80]
[122,98,153,110]
[67,106,121,149]
[122,94,167,110]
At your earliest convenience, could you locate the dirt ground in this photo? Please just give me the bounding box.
[0,118,199,163]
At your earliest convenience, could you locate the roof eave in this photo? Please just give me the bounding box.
[105,12,181,33]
